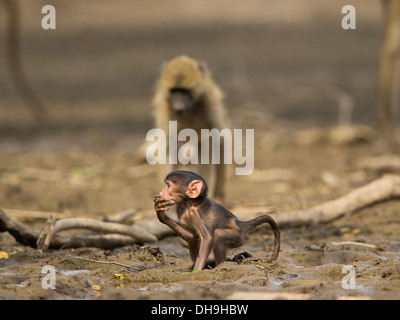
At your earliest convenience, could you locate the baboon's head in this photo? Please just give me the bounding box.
[160,55,208,114]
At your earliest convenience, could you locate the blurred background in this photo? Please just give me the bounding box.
[0,0,388,215]
[3,1,400,300]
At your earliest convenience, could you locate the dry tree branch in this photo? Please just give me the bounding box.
[72,256,141,270]
[331,241,380,250]
[0,208,156,250]
[35,215,157,250]
[269,174,400,228]
[102,209,136,223]
[0,208,39,247]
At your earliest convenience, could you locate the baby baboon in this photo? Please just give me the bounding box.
[152,55,227,202]
[378,0,400,150]
[153,170,280,271]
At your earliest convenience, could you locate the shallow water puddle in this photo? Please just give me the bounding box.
[58,269,91,276]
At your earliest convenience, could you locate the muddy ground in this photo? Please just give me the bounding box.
[0,0,399,300]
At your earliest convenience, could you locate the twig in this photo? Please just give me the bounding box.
[36,214,56,250]
[103,209,136,223]
[331,241,380,250]
[71,256,141,271]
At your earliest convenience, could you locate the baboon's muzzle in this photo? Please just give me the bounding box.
[169,88,193,114]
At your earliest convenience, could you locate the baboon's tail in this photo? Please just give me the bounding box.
[240,214,280,260]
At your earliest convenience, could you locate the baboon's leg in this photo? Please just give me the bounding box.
[378,0,400,150]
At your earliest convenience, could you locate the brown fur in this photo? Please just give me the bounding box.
[152,55,227,201]
[154,170,280,272]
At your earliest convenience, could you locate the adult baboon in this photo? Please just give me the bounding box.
[152,55,227,202]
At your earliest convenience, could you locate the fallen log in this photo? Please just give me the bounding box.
[35,215,157,250]
[0,208,39,247]
[270,174,400,227]
[0,208,156,250]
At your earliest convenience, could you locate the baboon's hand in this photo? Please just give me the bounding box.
[153,195,173,220]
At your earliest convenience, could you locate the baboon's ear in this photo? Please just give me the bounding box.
[197,61,208,76]
[186,180,203,199]
[160,60,169,70]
